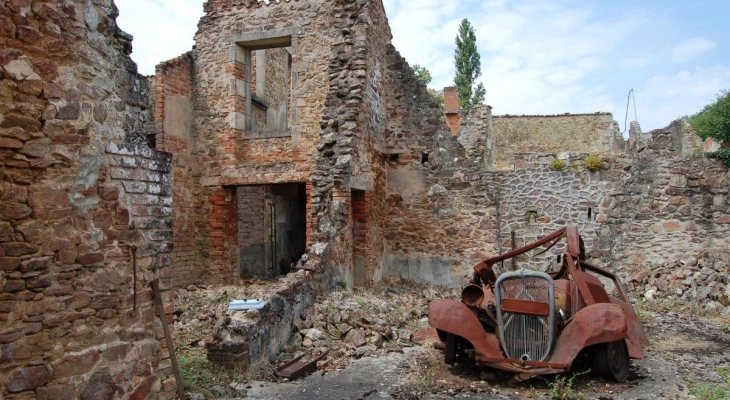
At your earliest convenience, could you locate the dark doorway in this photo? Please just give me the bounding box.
[352,189,367,287]
[237,183,306,280]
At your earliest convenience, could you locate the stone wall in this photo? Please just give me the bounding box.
[487,154,622,272]
[484,121,730,307]
[0,1,176,398]
[593,122,730,307]
[381,48,499,286]
[491,113,624,170]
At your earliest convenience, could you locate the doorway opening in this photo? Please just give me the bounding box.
[237,183,307,280]
[352,189,368,287]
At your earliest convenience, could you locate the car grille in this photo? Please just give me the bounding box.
[496,270,555,362]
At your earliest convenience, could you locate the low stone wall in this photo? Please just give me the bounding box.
[491,113,624,170]
[208,275,316,367]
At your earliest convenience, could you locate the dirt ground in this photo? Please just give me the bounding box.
[172,281,730,400]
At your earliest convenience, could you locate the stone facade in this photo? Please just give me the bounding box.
[490,113,624,170]
[0,1,176,398]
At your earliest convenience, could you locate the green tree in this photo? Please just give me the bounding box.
[429,88,444,111]
[454,18,486,110]
[688,89,730,168]
[411,64,432,85]
[687,89,730,143]
[410,64,444,111]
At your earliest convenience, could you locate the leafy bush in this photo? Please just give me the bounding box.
[707,148,730,168]
[584,155,603,172]
[687,89,730,143]
[549,158,566,171]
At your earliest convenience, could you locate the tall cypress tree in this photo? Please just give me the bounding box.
[454,19,486,110]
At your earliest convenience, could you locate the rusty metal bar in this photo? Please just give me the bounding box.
[483,228,566,266]
[275,350,329,380]
[151,279,186,399]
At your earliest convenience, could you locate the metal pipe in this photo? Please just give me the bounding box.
[130,245,137,310]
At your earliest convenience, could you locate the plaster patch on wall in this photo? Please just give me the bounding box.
[71,154,104,213]
[163,96,192,139]
[387,167,424,203]
[383,253,454,287]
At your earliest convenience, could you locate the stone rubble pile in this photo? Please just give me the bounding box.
[282,282,460,371]
[172,279,297,351]
[171,277,459,375]
[625,250,730,313]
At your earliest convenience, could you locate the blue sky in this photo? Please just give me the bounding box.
[116,0,730,132]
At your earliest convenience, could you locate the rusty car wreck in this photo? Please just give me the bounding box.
[429,226,648,382]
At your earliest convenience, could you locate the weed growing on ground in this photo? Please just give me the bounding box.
[178,349,248,398]
[687,365,730,400]
[354,296,368,310]
[403,354,435,392]
[549,371,589,400]
[633,299,650,323]
[178,351,213,394]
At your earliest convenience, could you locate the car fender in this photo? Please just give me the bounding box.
[548,303,627,366]
[428,299,504,359]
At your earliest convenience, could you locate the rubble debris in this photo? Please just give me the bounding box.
[172,277,460,378]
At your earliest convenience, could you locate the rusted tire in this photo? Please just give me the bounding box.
[595,340,629,382]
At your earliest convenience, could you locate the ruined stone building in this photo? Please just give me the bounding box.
[2,0,729,398]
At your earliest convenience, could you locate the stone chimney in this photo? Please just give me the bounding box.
[443,86,460,134]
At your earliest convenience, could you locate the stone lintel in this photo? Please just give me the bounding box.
[244,128,291,140]
[350,176,373,191]
[227,28,298,49]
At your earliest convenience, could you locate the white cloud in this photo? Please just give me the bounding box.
[671,37,715,63]
[115,0,204,75]
[637,65,730,130]
[115,0,729,133]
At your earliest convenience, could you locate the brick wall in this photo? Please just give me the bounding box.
[153,53,199,288]
[237,186,267,279]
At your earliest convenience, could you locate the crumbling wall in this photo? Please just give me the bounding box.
[491,113,624,170]
[153,53,200,288]
[188,0,346,283]
[0,0,175,398]
[486,121,730,306]
[598,121,730,284]
[380,48,498,286]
